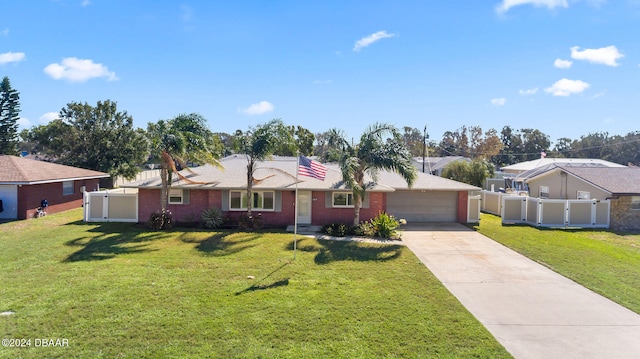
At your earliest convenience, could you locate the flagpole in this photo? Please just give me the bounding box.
[294,152,299,260]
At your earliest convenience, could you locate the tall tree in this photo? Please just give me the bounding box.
[327,123,417,225]
[570,132,611,160]
[520,128,550,161]
[552,137,573,158]
[0,76,20,155]
[400,126,425,157]
[23,100,148,179]
[270,123,314,156]
[499,125,523,165]
[233,119,290,226]
[147,113,222,213]
[441,159,493,187]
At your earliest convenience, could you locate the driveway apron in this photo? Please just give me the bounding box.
[401,223,640,359]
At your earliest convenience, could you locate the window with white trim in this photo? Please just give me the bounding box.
[229,191,275,211]
[631,196,640,210]
[168,189,184,204]
[63,181,74,195]
[539,186,549,198]
[332,192,354,207]
[577,191,591,200]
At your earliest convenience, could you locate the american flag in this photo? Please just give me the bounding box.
[298,155,327,181]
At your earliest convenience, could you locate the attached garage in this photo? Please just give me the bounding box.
[387,190,458,222]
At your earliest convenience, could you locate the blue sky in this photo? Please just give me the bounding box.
[1,0,639,144]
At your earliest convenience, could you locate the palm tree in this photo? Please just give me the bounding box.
[328,123,417,225]
[147,113,222,214]
[233,119,294,227]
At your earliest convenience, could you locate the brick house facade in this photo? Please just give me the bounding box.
[126,156,480,227]
[0,155,109,220]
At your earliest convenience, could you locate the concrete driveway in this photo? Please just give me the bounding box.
[400,223,640,359]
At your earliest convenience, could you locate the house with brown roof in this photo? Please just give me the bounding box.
[122,155,481,226]
[0,155,109,220]
[524,165,640,231]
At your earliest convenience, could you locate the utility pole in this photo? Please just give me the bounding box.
[422,125,429,173]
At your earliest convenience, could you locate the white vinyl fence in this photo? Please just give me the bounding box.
[480,190,610,229]
[84,189,138,223]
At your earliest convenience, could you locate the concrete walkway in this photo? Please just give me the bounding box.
[400,223,640,359]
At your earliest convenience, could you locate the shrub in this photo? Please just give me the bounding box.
[147,209,173,230]
[357,212,402,239]
[322,223,355,237]
[202,207,225,229]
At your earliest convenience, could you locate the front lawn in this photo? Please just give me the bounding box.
[473,213,640,314]
[0,209,510,358]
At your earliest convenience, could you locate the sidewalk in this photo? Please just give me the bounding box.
[400,223,640,359]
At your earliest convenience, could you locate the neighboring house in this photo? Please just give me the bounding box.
[490,158,627,194]
[0,155,109,220]
[123,155,480,226]
[413,156,470,176]
[524,165,640,231]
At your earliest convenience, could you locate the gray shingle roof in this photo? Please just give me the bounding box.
[0,155,109,184]
[559,167,640,195]
[123,155,480,192]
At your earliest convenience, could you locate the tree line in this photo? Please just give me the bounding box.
[2,77,640,182]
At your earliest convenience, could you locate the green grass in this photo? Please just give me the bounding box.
[0,209,510,358]
[473,213,640,314]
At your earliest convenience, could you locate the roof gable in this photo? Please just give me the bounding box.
[527,166,640,195]
[561,167,640,195]
[0,155,110,183]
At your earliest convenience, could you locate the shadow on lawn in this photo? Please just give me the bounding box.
[289,237,403,264]
[63,221,169,262]
[178,232,260,257]
[235,263,290,295]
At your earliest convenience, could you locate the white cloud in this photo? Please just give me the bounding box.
[39,112,59,124]
[496,0,568,14]
[0,51,26,65]
[519,87,538,95]
[353,31,396,52]
[17,117,31,128]
[313,80,332,85]
[1,28,8,37]
[238,101,274,116]
[43,57,118,82]
[491,98,507,106]
[81,0,91,7]
[554,58,573,68]
[570,46,623,67]
[544,78,590,96]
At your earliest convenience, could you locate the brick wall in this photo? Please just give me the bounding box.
[18,179,100,220]
[457,191,469,223]
[310,191,386,225]
[610,196,640,232]
[137,189,387,227]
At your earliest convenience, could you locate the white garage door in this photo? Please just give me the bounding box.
[387,191,457,222]
[0,184,18,219]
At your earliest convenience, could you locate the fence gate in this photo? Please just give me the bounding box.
[84,190,138,223]
[467,195,481,223]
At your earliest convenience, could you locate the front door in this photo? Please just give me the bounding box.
[297,191,312,224]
